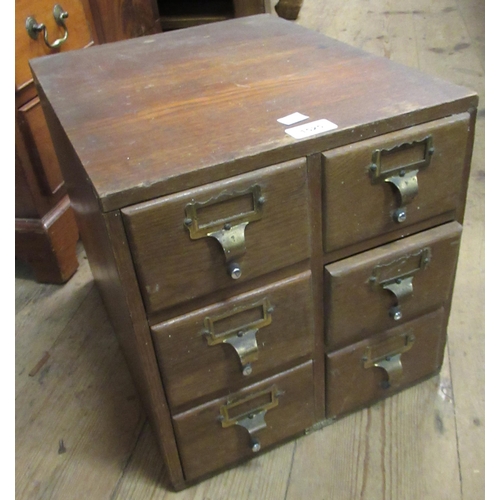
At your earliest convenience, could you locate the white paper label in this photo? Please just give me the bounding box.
[277,112,309,126]
[285,119,338,139]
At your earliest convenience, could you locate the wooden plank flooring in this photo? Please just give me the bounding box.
[15,1,485,498]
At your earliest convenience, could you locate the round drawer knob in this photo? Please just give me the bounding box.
[251,438,261,453]
[389,306,403,321]
[393,208,407,223]
[228,262,242,280]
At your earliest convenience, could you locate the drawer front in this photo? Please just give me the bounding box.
[324,222,461,350]
[16,0,94,104]
[326,308,446,419]
[173,361,315,481]
[322,113,470,253]
[122,158,311,313]
[151,271,314,410]
[18,97,65,196]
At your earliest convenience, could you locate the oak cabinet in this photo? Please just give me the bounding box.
[30,15,477,489]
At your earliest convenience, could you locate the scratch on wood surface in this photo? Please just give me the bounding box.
[28,352,50,377]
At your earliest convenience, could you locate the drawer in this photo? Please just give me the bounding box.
[172,361,315,481]
[151,271,314,410]
[322,113,470,253]
[326,308,446,419]
[122,158,311,313]
[17,97,65,196]
[15,0,94,105]
[324,222,462,350]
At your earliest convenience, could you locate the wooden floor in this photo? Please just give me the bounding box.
[15,1,485,499]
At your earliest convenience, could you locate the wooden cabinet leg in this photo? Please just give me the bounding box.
[15,195,79,284]
[275,0,303,20]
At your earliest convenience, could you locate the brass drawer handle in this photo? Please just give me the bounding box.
[203,299,274,376]
[370,247,431,321]
[369,135,434,223]
[26,5,69,49]
[184,185,264,280]
[363,333,415,388]
[219,385,281,452]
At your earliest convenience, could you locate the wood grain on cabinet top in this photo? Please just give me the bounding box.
[30,14,477,211]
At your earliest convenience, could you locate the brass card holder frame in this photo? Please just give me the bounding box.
[369,135,434,223]
[370,247,431,321]
[363,333,416,388]
[219,385,280,452]
[203,298,273,376]
[184,185,264,280]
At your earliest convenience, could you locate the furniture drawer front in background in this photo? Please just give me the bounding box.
[173,361,315,481]
[17,97,65,196]
[122,158,311,313]
[326,308,446,419]
[322,113,470,254]
[324,222,462,350]
[151,271,314,411]
[16,0,94,105]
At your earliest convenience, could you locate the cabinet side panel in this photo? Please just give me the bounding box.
[36,84,185,489]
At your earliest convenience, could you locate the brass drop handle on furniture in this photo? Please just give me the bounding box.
[184,185,264,280]
[369,135,434,223]
[26,5,69,49]
[203,299,274,376]
[370,247,431,321]
[363,333,415,388]
[219,386,281,452]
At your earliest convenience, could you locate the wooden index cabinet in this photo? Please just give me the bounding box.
[29,15,477,490]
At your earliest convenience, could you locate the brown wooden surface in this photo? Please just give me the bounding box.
[233,0,270,17]
[322,113,470,253]
[173,361,315,481]
[85,0,160,43]
[15,196,79,283]
[306,153,327,421]
[30,14,476,212]
[15,0,94,106]
[326,308,447,419]
[151,271,314,411]
[18,97,65,197]
[16,1,484,498]
[324,221,462,350]
[38,97,186,488]
[15,0,95,283]
[121,158,311,312]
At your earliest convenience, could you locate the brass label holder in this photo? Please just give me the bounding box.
[363,333,416,388]
[184,185,264,280]
[370,247,431,321]
[369,135,434,223]
[219,385,280,452]
[203,299,273,376]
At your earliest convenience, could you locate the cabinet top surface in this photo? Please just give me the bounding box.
[30,14,477,211]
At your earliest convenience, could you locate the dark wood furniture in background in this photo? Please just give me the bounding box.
[31,15,477,489]
[15,0,97,283]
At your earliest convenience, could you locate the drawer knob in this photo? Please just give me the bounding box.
[184,185,264,280]
[370,248,431,321]
[219,386,280,452]
[363,333,416,388]
[389,306,403,321]
[203,298,273,376]
[393,207,407,224]
[25,5,69,49]
[369,135,434,223]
